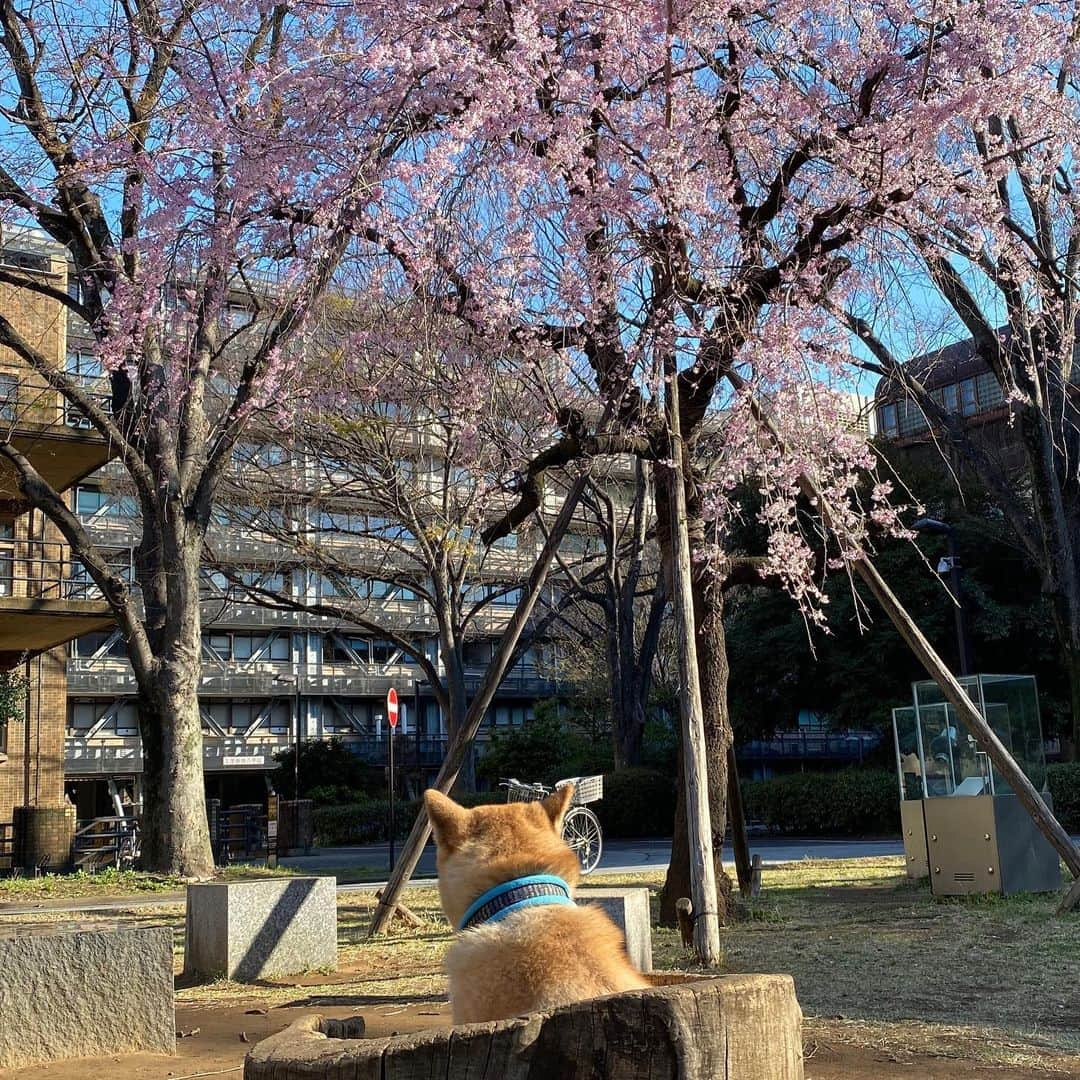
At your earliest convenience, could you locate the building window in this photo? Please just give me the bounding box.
[330,635,371,663]
[66,350,103,379]
[202,632,290,662]
[324,699,372,735]
[491,704,532,727]
[68,699,139,737]
[0,523,12,598]
[959,377,978,416]
[203,698,291,735]
[70,631,127,659]
[0,373,16,421]
[878,403,899,437]
[75,486,137,519]
[463,639,495,667]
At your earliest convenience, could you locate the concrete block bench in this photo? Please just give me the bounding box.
[184,876,337,982]
[577,886,652,972]
[245,973,803,1080]
[0,921,174,1069]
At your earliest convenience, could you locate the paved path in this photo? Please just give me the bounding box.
[279,836,908,878]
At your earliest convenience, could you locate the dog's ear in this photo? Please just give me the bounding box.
[425,789,469,851]
[541,784,574,833]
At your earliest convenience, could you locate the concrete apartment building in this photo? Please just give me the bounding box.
[0,231,585,846]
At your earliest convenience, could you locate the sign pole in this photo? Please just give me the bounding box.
[267,791,279,870]
[387,688,399,874]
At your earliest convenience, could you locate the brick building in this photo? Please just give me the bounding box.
[0,231,114,867]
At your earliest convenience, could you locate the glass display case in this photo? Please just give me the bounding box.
[890,675,1059,896]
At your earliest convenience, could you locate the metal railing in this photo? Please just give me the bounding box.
[208,802,267,863]
[738,730,881,762]
[0,539,133,602]
[0,372,112,434]
[72,815,139,871]
[0,821,12,872]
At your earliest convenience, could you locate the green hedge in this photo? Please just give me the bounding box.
[592,769,677,838]
[311,762,1080,847]
[312,791,506,846]
[1048,763,1080,832]
[742,769,900,836]
[310,774,678,846]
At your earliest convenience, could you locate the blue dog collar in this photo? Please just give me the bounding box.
[458,874,574,932]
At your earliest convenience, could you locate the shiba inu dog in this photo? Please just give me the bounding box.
[424,784,650,1024]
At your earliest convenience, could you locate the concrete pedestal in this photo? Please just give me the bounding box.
[578,886,652,972]
[184,876,337,982]
[0,922,174,1069]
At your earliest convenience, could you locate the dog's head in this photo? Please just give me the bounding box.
[423,785,581,929]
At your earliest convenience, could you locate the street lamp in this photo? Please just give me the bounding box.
[273,672,302,798]
[913,517,973,676]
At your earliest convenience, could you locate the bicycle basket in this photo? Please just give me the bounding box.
[557,775,603,805]
[504,780,549,803]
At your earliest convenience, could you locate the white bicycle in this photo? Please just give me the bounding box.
[501,775,604,875]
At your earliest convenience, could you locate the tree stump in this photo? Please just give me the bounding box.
[245,973,803,1079]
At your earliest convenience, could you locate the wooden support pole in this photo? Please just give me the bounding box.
[675,897,694,949]
[727,369,1080,911]
[368,476,589,936]
[666,364,721,966]
[750,853,762,899]
[726,746,753,898]
[374,889,425,928]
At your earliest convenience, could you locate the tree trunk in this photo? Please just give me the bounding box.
[444,665,476,793]
[610,665,646,770]
[1051,604,1080,762]
[134,519,215,879]
[138,658,214,877]
[1064,644,1080,763]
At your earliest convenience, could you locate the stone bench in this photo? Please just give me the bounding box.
[0,921,174,1069]
[245,973,803,1080]
[577,886,652,972]
[184,876,337,982]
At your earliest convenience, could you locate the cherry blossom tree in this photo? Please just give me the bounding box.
[354,0,1054,914]
[0,0,470,875]
[839,4,1080,755]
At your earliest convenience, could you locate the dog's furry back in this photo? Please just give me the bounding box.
[425,787,650,1024]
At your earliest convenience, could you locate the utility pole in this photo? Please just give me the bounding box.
[914,517,973,676]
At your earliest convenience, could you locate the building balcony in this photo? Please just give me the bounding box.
[0,379,114,513]
[0,544,114,661]
[64,734,293,776]
[67,657,433,698]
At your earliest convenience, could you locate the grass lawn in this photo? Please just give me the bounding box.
[1,856,1077,1074]
[0,863,384,902]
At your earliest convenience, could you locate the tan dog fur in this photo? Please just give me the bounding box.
[424,785,650,1024]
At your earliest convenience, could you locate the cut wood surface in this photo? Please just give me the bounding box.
[245,973,803,1080]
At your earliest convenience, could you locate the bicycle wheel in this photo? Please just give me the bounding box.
[562,806,603,875]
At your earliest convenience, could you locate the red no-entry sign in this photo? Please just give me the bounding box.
[387,687,399,729]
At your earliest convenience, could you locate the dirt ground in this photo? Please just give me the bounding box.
[6,996,1078,1080]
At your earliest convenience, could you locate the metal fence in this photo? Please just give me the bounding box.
[0,822,12,873]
